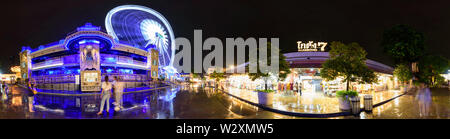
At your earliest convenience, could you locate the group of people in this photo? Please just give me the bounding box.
[278,82,302,95]
[97,75,124,115]
[23,76,125,114]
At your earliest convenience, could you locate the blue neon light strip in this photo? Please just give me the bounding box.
[32,62,64,70]
[64,34,114,50]
[78,39,100,44]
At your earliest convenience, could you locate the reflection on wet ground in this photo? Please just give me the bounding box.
[0,85,300,119]
[361,88,450,119]
[225,87,403,114]
[0,84,449,119]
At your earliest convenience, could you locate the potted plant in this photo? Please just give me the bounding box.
[256,89,274,106]
[336,90,358,111]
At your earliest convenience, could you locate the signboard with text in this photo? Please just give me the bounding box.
[297,41,327,52]
[80,70,101,92]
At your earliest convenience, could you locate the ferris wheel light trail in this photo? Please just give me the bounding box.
[105,5,175,70]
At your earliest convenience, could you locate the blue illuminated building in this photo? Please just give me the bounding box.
[22,23,159,93]
[20,5,179,93]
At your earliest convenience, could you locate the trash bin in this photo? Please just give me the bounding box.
[364,95,373,112]
[350,96,360,116]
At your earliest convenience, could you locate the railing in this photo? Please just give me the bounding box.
[31,73,155,94]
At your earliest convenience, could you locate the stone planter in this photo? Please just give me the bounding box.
[258,91,274,106]
[338,96,351,111]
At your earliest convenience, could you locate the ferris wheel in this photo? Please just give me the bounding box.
[105,5,175,69]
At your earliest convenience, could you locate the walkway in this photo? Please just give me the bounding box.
[361,88,450,119]
[1,84,448,119]
[224,86,403,114]
[0,84,298,119]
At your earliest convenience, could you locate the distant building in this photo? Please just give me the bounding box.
[0,74,17,84]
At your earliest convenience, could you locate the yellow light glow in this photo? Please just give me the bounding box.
[11,66,20,73]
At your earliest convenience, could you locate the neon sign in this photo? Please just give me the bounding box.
[297,41,327,52]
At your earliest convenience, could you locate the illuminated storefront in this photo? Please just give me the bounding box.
[442,70,450,82]
[283,50,395,94]
[0,74,17,84]
[11,66,21,81]
[226,41,396,94]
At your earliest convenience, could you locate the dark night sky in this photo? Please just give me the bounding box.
[1,0,449,73]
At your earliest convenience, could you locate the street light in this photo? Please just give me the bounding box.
[226,65,235,73]
[229,65,234,69]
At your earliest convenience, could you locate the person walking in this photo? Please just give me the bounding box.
[1,82,7,101]
[294,82,298,95]
[416,83,432,117]
[98,76,112,115]
[26,79,36,112]
[447,80,450,90]
[2,82,9,100]
[298,82,302,96]
[1,82,4,99]
[3,82,8,94]
[113,76,124,110]
[0,82,3,99]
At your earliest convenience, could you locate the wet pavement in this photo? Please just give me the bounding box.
[0,84,298,119]
[225,87,404,114]
[360,88,450,119]
[0,84,449,119]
